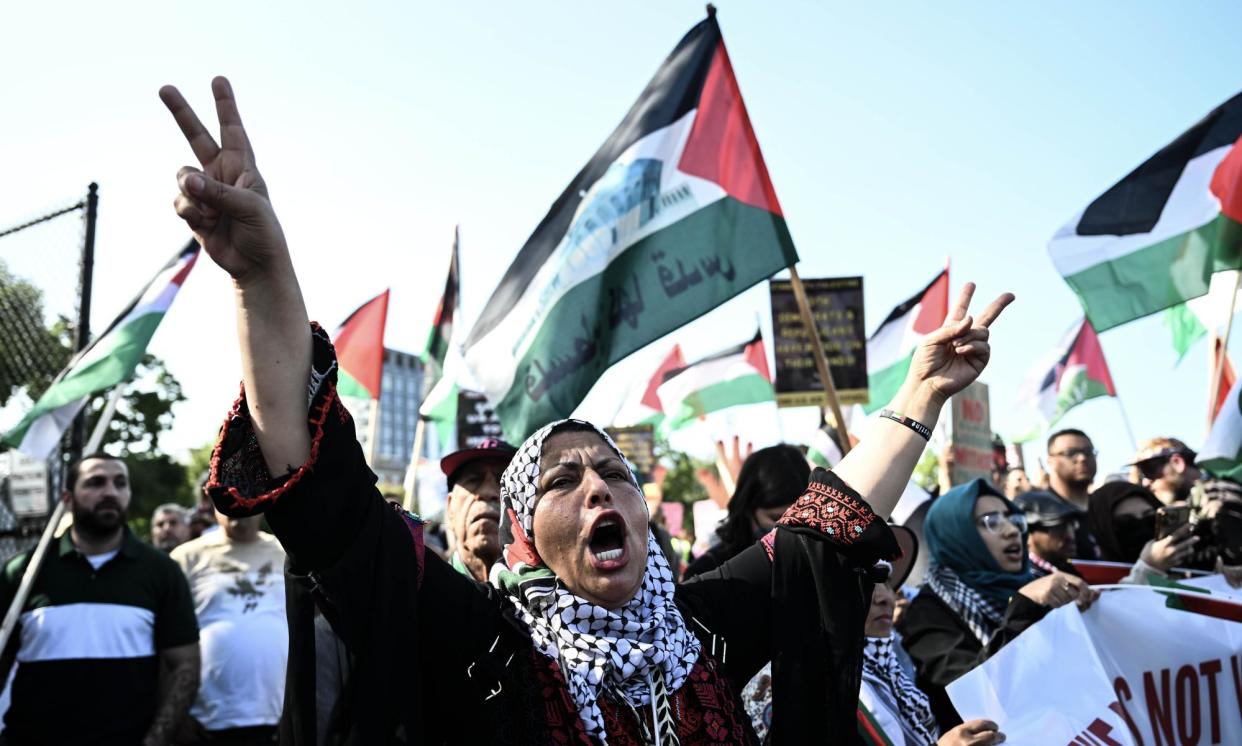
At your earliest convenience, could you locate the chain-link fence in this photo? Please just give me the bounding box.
[0,188,91,559]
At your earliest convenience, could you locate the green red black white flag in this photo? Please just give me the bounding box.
[457,12,799,442]
[421,228,459,398]
[1011,318,1117,442]
[1049,92,1242,331]
[3,241,200,458]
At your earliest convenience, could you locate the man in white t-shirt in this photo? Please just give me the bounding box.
[172,509,287,744]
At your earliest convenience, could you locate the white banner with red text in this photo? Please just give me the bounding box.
[947,584,1242,746]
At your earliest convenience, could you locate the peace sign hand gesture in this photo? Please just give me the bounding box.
[160,77,288,283]
[907,282,1014,406]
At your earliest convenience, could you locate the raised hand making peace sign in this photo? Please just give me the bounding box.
[160,76,288,282]
[907,282,1015,405]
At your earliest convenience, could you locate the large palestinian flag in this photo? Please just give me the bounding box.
[335,289,389,401]
[3,241,199,458]
[863,268,949,413]
[1011,318,1117,442]
[1049,92,1242,332]
[656,331,773,432]
[459,13,798,442]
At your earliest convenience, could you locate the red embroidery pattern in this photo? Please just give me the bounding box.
[532,651,754,745]
[776,479,877,545]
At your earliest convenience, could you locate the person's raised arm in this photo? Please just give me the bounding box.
[833,283,1014,519]
[160,76,311,476]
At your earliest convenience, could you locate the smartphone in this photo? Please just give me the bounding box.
[1155,505,1191,540]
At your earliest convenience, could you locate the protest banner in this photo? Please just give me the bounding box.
[456,390,504,449]
[604,424,656,482]
[948,586,1242,746]
[661,502,684,537]
[769,276,868,408]
[950,381,993,484]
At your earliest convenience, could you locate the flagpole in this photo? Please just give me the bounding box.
[1207,272,1241,431]
[1115,395,1139,452]
[403,417,427,513]
[0,384,125,659]
[787,265,851,455]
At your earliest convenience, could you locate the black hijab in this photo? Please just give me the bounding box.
[1086,482,1162,562]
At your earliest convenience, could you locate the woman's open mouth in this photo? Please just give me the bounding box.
[1003,543,1023,561]
[588,512,628,568]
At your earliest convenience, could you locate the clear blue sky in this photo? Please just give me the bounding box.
[2,1,1240,477]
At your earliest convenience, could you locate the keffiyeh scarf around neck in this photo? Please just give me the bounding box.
[489,419,700,744]
[925,564,1006,646]
[862,636,938,746]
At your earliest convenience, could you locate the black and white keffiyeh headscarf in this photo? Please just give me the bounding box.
[862,636,939,746]
[489,419,700,744]
[924,564,1006,646]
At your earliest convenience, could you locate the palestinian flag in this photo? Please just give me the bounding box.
[3,241,199,458]
[1012,318,1117,442]
[1049,92,1242,332]
[863,268,949,413]
[421,228,459,397]
[612,344,687,427]
[1201,373,1242,481]
[808,423,845,469]
[459,11,798,442]
[335,289,389,401]
[656,331,773,432]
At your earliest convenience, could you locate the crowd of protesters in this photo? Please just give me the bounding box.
[0,76,1238,745]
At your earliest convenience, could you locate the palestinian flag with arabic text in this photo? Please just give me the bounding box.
[458,13,798,442]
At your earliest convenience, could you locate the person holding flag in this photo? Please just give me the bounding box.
[160,65,1017,744]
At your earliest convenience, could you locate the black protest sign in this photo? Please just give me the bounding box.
[457,390,504,448]
[769,276,868,408]
[604,424,656,482]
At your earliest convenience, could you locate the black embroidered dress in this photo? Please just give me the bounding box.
[205,326,899,744]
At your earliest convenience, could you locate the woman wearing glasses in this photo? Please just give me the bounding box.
[896,479,1098,731]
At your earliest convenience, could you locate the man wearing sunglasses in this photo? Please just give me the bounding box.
[1130,437,1200,506]
[1013,491,1085,578]
[1045,429,1103,559]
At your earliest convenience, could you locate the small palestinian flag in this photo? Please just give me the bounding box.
[656,331,773,432]
[3,241,199,458]
[612,344,687,427]
[335,289,389,401]
[421,228,459,397]
[1212,334,1236,423]
[1012,318,1117,442]
[1050,92,1242,332]
[863,268,949,413]
[459,10,798,442]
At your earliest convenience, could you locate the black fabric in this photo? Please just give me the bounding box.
[1085,482,1162,562]
[897,590,1048,731]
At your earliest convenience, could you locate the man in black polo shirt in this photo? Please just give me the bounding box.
[0,453,200,746]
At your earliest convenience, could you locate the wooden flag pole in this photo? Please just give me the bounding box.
[0,385,125,658]
[788,265,851,455]
[1207,272,1242,431]
[403,417,427,513]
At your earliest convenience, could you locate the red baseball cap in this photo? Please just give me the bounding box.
[440,438,518,486]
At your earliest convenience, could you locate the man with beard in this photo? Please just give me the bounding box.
[0,453,200,746]
[440,438,516,582]
[1045,429,1102,559]
[1130,437,1200,505]
[151,503,192,552]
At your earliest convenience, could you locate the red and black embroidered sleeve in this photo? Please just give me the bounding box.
[774,467,900,566]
